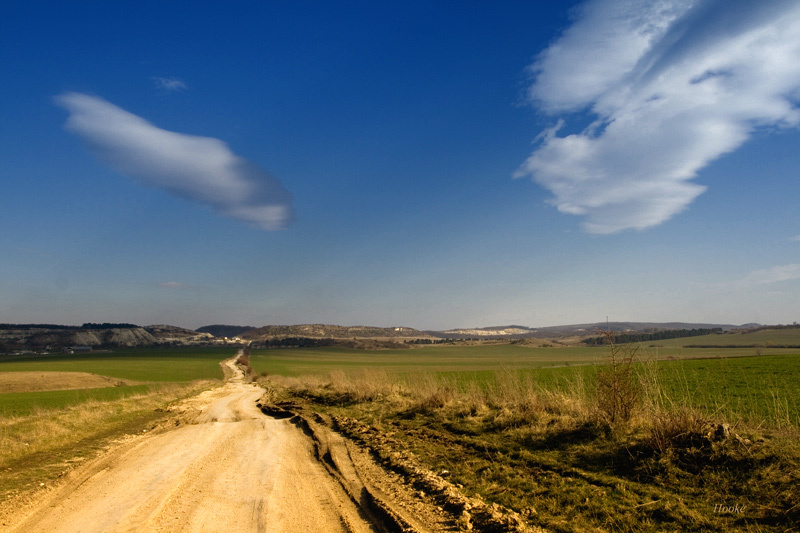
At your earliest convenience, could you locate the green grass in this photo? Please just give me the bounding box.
[428,356,800,427]
[0,385,155,417]
[0,347,237,418]
[252,344,800,428]
[251,343,600,376]
[251,344,619,377]
[642,327,800,347]
[250,343,799,377]
[653,354,800,427]
[0,347,236,382]
[434,354,800,427]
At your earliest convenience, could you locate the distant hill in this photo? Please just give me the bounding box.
[0,324,217,352]
[430,321,747,339]
[240,324,430,340]
[2,320,770,353]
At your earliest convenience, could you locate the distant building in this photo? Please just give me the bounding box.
[62,346,93,354]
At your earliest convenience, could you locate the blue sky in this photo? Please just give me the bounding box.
[1,0,799,330]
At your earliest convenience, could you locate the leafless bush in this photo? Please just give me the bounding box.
[594,331,641,425]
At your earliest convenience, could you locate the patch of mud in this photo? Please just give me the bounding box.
[257,401,295,419]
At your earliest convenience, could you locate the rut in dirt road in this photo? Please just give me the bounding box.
[8,355,378,533]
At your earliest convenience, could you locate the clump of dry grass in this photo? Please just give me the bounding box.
[644,406,711,455]
[272,367,599,443]
[260,369,401,406]
[452,381,490,418]
[402,373,456,414]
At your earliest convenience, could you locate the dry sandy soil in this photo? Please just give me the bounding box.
[4,357,381,532]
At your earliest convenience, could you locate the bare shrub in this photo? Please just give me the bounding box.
[594,332,641,425]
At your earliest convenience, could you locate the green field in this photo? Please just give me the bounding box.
[0,347,237,416]
[0,385,155,417]
[251,343,800,427]
[249,342,798,376]
[0,347,235,382]
[251,344,603,375]
[2,341,798,426]
[653,354,800,426]
[647,328,800,347]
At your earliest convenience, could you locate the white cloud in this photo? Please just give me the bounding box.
[56,93,293,230]
[153,76,188,91]
[736,264,800,287]
[517,0,800,233]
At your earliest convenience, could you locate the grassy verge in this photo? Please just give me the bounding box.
[0,380,217,507]
[0,385,155,417]
[260,357,799,532]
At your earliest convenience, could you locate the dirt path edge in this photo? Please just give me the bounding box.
[254,398,541,532]
[289,412,427,533]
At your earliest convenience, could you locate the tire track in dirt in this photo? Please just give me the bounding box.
[6,353,378,532]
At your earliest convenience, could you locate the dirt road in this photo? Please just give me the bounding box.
[7,355,377,532]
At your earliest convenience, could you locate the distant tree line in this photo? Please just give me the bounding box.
[252,337,457,349]
[0,323,79,330]
[582,328,723,345]
[738,323,800,333]
[254,337,338,348]
[195,325,255,338]
[404,338,453,345]
[0,323,139,331]
[80,323,139,329]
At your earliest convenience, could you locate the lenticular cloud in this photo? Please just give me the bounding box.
[516,0,800,233]
[56,92,293,230]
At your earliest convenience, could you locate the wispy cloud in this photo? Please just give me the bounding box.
[152,76,187,91]
[157,281,191,289]
[56,93,293,230]
[735,264,800,288]
[516,0,800,233]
